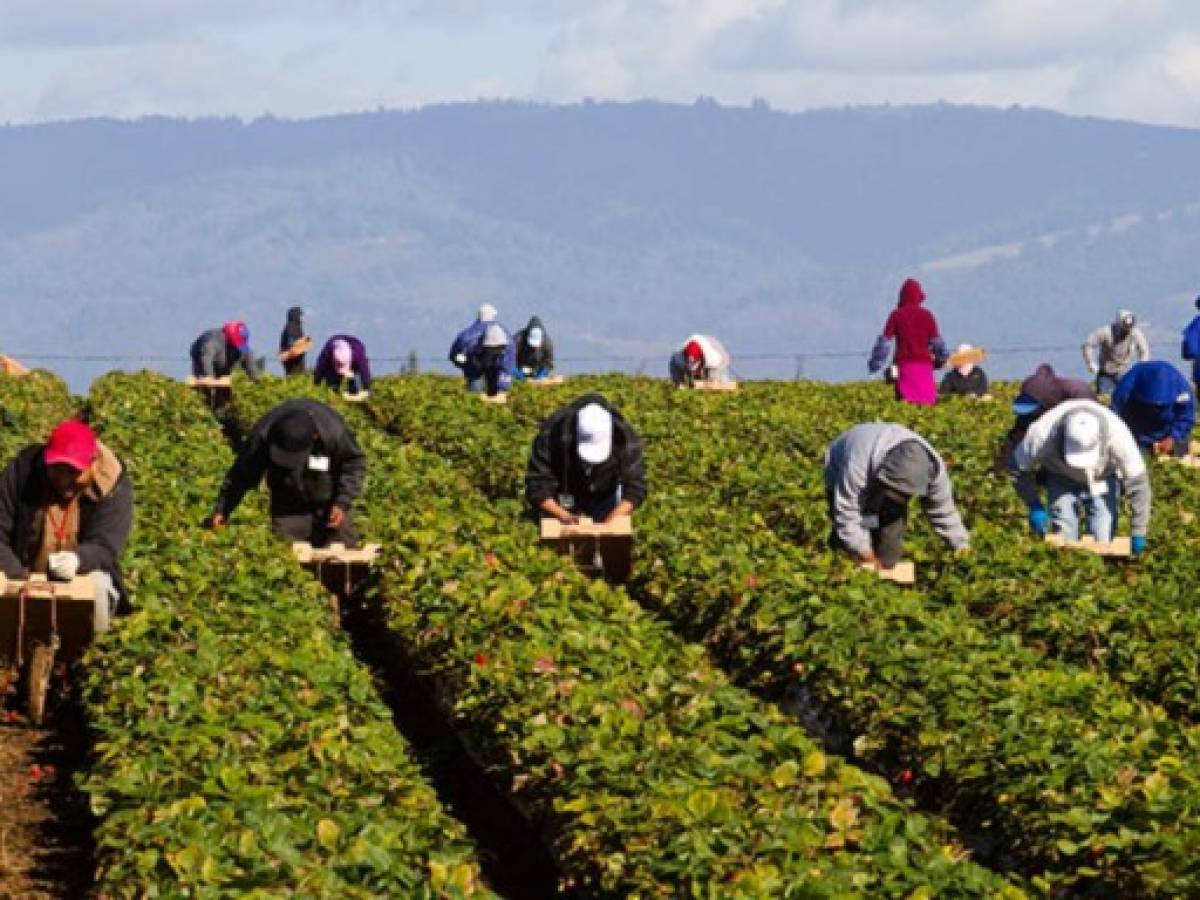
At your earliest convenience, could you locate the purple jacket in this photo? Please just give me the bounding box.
[313,335,372,390]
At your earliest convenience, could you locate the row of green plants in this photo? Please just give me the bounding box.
[230,374,1024,897]
[80,372,490,897]
[660,380,1200,724]
[0,369,78,459]
[363,373,1200,895]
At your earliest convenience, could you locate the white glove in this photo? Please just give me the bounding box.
[454,353,467,365]
[48,551,80,581]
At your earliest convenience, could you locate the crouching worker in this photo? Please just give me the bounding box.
[526,395,647,525]
[1013,399,1150,554]
[1111,361,1195,458]
[210,399,366,547]
[0,420,133,634]
[824,423,969,569]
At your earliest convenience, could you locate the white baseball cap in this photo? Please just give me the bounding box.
[576,403,613,464]
[528,326,544,348]
[1063,411,1102,470]
[479,303,498,323]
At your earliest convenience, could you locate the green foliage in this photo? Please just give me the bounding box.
[363,373,1200,895]
[228,374,1021,897]
[80,372,490,897]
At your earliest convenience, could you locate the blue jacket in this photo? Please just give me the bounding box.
[1112,361,1195,446]
[1182,315,1200,383]
[448,320,515,386]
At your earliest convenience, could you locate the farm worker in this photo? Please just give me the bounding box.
[449,304,514,393]
[868,278,948,406]
[0,420,133,634]
[1012,399,1150,554]
[190,321,260,380]
[526,394,647,525]
[938,344,989,398]
[478,323,515,397]
[279,306,309,377]
[1179,294,1200,395]
[313,335,372,395]
[993,363,1097,473]
[513,315,556,380]
[824,423,969,569]
[669,334,732,387]
[1111,361,1195,458]
[210,399,366,548]
[1082,309,1149,395]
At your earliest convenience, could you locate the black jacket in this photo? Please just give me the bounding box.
[939,367,989,397]
[526,393,647,512]
[280,307,308,376]
[190,328,257,379]
[215,399,366,519]
[0,444,134,595]
[514,316,555,373]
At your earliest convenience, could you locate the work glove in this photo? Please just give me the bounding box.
[1027,507,1049,536]
[48,551,80,581]
[1131,535,1147,556]
[454,353,467,365]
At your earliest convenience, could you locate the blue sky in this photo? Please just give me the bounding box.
[3,2,1200,127]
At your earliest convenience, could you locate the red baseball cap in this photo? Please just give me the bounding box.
[45,420,98,471]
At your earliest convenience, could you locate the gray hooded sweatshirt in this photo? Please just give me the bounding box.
[824,423,969,556]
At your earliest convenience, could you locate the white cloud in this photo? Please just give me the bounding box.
[530,0,1200,126]
[5,1,1200,126]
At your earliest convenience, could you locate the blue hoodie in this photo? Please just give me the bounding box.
[1112,361,1195,446]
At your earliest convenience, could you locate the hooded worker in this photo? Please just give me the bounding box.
[1111,361,1195,458]
[1013,399,1150,554]
[824,423,969,569]
[513,316,556,380]
[868,278,948,405]
[939,344,989,398]
[190,321,260,380]
[526,394,647,525]
[0,420,133,633]
[1180,294,1200,393]
[211,399,367,548]
[279,307,309,376]
[669,334,732,387]
[1082,309,1150,394]
[994,363,1097,474]
[313,335,372,395]
[449,304,514,393]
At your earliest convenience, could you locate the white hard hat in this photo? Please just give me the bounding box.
[1063,411,1102,470]
[576,403,613,464]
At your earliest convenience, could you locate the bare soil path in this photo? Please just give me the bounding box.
[0,711,93,900]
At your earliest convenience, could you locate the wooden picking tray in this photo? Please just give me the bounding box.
[1044,534,1132,557]
[279,336,313,361]
[541,516,633,582]
[185,376,233,388]
[0,573,98,668]
[861,561,916,585]
[527,376,564,387]
[480,393,509,405]
[690,380,738,392]
[342,391,370,403]
[292,542,381,565]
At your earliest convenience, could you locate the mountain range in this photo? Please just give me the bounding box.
[3,99,1200,390]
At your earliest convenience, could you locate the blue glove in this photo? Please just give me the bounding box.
[1028,507,1049,536]
[1131,535,1147,556]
